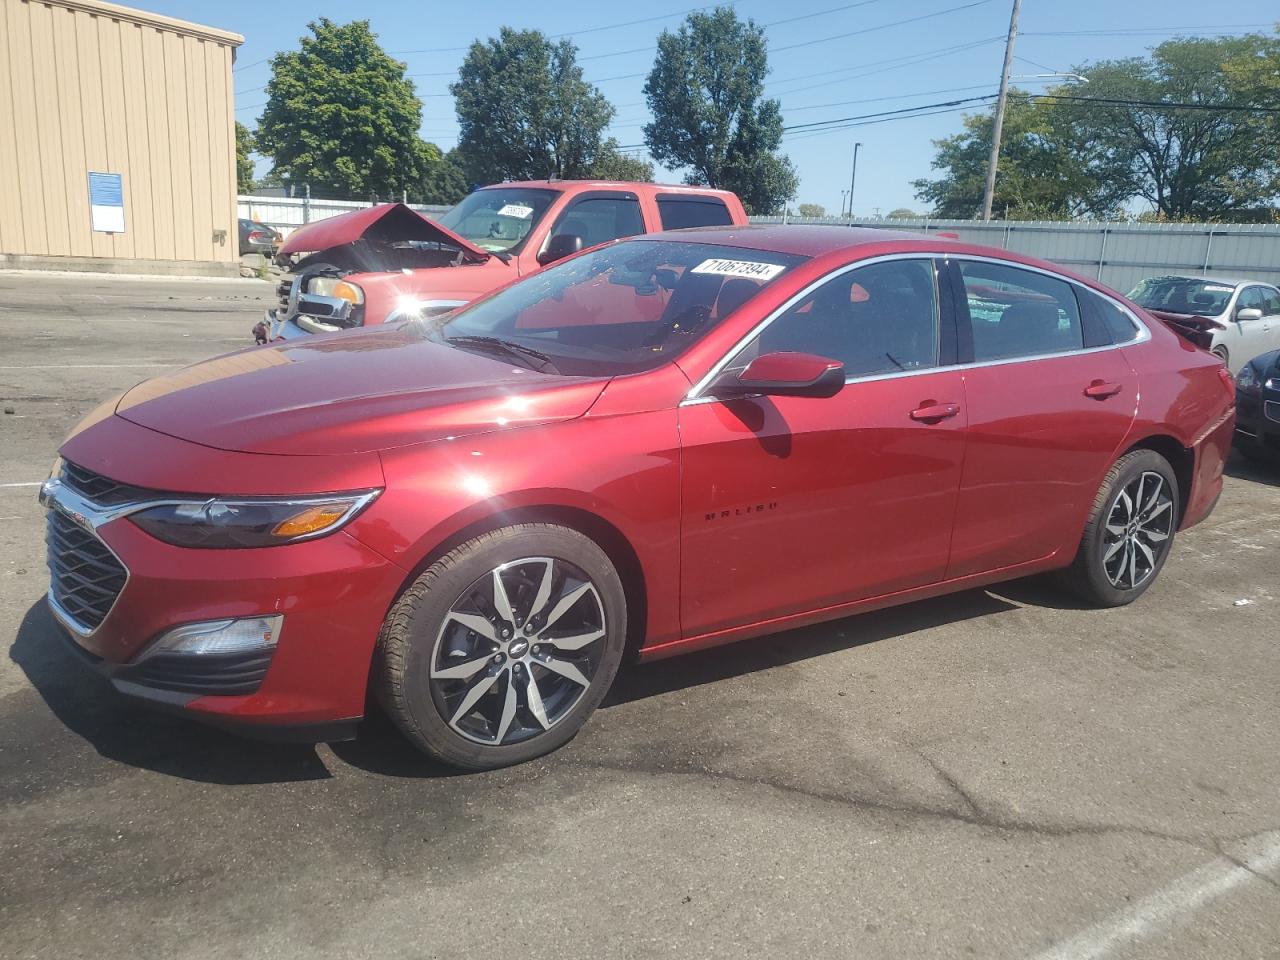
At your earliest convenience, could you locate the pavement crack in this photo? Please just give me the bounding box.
[1213,839,1280,893]
[916,749,984,820]
[566,755,1218,855]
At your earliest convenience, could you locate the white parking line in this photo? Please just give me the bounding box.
[0,482,41,488]
[1031,832,1280,960]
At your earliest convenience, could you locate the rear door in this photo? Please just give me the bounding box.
[946,258,1139,579]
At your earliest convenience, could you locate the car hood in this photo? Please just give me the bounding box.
[278,203,490,262]
[114,326,608,456]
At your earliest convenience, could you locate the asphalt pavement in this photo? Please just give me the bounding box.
[2,270,1279,960]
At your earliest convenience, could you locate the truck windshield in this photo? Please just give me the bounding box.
[429,239,806,377]
[1128,277,1236,316]
[435,188,558,254]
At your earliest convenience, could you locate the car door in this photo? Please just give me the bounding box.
[945,258,1139,579]
[678,255,968,639]
[1235,285,1277,362]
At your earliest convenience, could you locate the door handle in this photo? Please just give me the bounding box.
[1084,380,1123,400]
[909,401,961,422]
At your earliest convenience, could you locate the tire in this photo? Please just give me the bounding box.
[1058,449,1180,607]
[1212,345,1229,366]
[375,523,627,770]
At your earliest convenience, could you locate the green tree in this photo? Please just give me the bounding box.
[452,28,616,183]
[642,6,797,214]
[887,208,920,219]
[420,147,471,205]
[234,121,255,194]
[586,141,655,182]
[797,203,825,218]
[257,19,427,198]
[913,92,1118,219]
[1056,35,1280,220]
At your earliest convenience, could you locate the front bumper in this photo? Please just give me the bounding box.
[41,471,406,737]
[1234,389,1280,458]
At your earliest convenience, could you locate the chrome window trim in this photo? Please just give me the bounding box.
[683,252,1152,405]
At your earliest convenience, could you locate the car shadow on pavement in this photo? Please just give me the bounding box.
[331,587,1023,779]
[9,601,333,785]
[1225,450,1280,487]
[11,588,1033,784]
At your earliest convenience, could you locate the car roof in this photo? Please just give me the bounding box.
[639,223,944,257]
[1142,274,1274,289]
[485,180,741,200]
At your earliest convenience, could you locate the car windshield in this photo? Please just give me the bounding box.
[1128,277,1236,316]
[435,188,558,254]
[429,239,807,376]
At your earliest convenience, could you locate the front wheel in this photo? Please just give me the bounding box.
[1058,449,1179,607]
[375,524,627,770]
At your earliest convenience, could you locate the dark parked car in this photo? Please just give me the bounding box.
[1234,348,1280,464]
[238,218,281,255]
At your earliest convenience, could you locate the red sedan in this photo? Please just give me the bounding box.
[41,226,1235,769]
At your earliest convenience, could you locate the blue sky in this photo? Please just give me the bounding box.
[147,0,1277,213]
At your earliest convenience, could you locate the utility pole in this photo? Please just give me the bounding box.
[981,0,1021,222]
[848,142,862,219]
[840,190,849,217]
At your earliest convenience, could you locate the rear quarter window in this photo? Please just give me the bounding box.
[1083,290,1143,344]
[657,195,734,230]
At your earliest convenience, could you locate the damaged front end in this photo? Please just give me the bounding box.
[254,203,490,343]
[1145,309,1225,352]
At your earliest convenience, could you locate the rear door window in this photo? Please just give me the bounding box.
[657,195,734,230]
[959,261,1084,361]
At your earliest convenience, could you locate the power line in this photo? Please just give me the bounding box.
[1030,93,1280,114]
[583,0,975,65]
[769,36,1003,97]
[387,2,732,54]
[771,0,992,53]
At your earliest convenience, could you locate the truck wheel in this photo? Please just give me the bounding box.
[375,524,627,770]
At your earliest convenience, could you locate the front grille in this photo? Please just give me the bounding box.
[119,650,273,696]
[46,510,127,632]
[63,461,156,506]
[1266,400,1280,425]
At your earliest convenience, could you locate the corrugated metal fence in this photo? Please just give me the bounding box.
[754,216,1280,293]
[238,196,1280,294]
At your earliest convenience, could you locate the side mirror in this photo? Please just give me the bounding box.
[712,351,846,400]
[538,233,583,266]
[1236,307,1263,322]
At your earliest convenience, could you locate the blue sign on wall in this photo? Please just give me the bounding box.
[88,172,125,233]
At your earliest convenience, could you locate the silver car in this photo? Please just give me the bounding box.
[1128,275,1280,373]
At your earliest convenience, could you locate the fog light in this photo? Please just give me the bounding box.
[148,615,283,657]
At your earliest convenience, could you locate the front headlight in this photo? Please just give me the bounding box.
[129,491,379,549]
[308,277,364,305]
[1236,364,1261,397]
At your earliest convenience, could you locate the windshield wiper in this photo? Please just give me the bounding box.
[445,335,560,373]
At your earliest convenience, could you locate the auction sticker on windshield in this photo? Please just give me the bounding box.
[691,258,787,281]
[497,204,534,219]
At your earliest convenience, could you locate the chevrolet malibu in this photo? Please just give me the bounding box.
[41,226,1236,770]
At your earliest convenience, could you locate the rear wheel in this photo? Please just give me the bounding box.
[375,524,627,770]
[1059,449,1179,607]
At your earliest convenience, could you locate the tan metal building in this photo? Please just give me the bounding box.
[0,0,243,275]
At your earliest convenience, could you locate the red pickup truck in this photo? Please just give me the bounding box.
[260,180,748,340]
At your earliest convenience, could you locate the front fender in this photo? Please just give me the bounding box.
[347,410,683,648]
